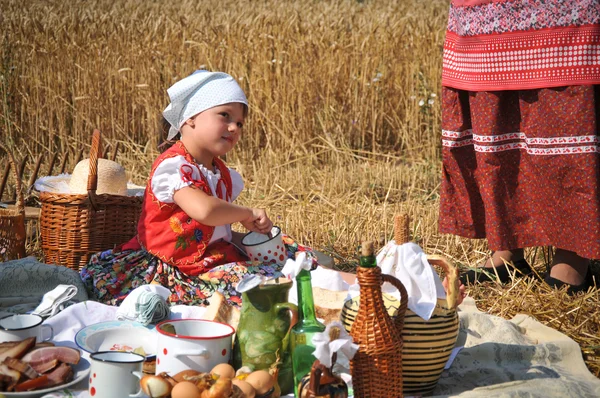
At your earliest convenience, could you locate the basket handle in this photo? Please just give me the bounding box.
[426,255,460,310]
[87,129,102,210]
[381,273,408,334]
[0,143,25,215]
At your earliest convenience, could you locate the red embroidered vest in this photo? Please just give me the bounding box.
[137,142,233,273]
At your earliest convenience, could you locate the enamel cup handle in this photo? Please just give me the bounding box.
[174,348,210,359]
[130,371,145,397]
[41,324,54,342]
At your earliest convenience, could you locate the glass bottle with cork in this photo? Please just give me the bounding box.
[291,267,326,397]
[349,240,408,398]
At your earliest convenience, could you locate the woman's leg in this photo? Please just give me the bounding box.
[549,249,589,286]
[461,248,531,284]
[481,249,525,268]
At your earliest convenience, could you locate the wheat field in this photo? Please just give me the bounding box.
[1,0,599,377]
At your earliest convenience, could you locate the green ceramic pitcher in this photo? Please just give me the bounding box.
[233,279,298,395]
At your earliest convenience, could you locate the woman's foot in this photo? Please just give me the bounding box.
[460,249,532,285]
[545,249,590,295]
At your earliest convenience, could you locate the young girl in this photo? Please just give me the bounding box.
[81,70,316,306]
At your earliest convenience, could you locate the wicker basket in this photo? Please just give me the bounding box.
[40,129,142,270]
[341,216,460,396]
[0,144,26,262]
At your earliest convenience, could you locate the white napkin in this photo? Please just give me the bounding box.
[281,251,312,279]
[375,241,446,321]
[312,321,358,368]
[115,285,171,325]
[32,284,78,318]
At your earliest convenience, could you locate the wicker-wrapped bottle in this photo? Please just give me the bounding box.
[349,241,408,398]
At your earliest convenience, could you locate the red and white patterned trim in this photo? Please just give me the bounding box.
[442,129,600,154]
[443,26,600,90]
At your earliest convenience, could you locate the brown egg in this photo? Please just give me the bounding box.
[232,379,256,398]
[211,363,236,379]
[244,370,274,395]
[171,381,201,398]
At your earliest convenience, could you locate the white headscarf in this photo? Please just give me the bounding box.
[162,70,248,140]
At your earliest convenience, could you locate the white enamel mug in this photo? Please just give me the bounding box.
[241,226,287,265]
[155,319,235,375]
[89,351,145,398]
[0,314,54,342]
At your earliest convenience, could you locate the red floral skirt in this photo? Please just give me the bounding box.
[439,85,600,259]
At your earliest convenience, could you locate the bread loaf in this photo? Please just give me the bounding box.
[201,292,241,331]
[312,287,349,324]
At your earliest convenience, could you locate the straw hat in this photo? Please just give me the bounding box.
[68,158,128,196]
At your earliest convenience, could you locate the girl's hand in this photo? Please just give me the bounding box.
[241,208,273,234]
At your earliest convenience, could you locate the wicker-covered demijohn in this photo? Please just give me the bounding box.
[350,241,408,398]
[0,144,26,262]
[39,129,142,270]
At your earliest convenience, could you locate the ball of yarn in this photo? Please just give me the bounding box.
[69,158,128,196]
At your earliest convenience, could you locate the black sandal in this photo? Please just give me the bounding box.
[460,258,533,285]
[544,273,591,295]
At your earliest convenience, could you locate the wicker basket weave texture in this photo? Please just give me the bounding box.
[350,262,408,398]
[0,144,26,262]
[40,130,142,270]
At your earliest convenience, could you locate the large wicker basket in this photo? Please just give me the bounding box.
[40,130,142,270]
[341,215,460,396]
[0,144,26,262]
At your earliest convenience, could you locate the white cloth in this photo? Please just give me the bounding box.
[283,256,349,305]
[115,285,171,325]
[151,155,244,244]
[32,284,79,318]
[163,70,248,140]
[312,321,358,368]
[374,241,446,321]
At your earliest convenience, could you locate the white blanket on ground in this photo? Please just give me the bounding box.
[39,297,600,398]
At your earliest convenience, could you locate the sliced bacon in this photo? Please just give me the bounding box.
[3,357,38,379]
[22,346,80,366]
[14,375,50,392]
[30,358,59,374]
[14,363,74,392]
[0,337,36,363]
[0,363,20,391]
[46,363,73,385]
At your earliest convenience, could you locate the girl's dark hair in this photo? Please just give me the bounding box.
[158,117,180,153]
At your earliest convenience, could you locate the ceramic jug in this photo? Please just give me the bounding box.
[233,279,298,395]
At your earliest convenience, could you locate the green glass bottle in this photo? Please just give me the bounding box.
[359,241,377,268]
[291,269,326,397]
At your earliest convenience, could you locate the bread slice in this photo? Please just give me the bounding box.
[312,287,349,324]
[201,292,241,331]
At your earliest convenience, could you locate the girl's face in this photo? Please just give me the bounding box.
[181,102,246,166]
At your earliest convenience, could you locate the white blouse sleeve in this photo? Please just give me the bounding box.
[229,168,244,201]
[151,156,199,203]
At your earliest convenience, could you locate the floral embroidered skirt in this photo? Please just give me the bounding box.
[80,235,317,307]
[439,85,600,259]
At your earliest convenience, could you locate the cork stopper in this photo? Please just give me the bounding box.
[394,213,410,244]
[361,241,374,256]
[329,326,341,342]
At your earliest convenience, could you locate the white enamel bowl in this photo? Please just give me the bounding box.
[75,320,157,359]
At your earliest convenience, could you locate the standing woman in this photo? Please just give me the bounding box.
[439,0,600,294]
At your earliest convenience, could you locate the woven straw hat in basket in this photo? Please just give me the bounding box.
[0,143,26,262]
[69,158,128,196]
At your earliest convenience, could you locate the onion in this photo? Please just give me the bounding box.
[140,374,173,398]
